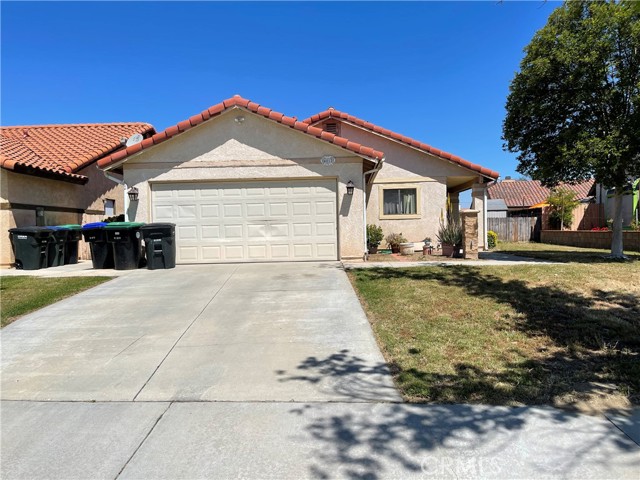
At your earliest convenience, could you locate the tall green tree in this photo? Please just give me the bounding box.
[503,0,640,257]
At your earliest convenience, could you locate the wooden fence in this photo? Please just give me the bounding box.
[488,216,541,242]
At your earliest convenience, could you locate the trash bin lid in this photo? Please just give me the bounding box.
[140,223,175,229]
[9,226,53,234]
[56,224,82,230]
[104,222,145,229]
[82,222,108,229]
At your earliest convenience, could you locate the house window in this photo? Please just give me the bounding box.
[104,199,115,217]
[383,188,417,215]
[324,122,340,136]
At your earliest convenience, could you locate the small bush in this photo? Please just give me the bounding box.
[487,230,498,249]
[367,224,384,247]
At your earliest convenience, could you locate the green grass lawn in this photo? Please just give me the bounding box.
[349,243,640,410]
[1,276,111,327]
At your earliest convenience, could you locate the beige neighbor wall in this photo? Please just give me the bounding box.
[118,109,367,259]
[335,122,485,248]
[0,165,124,267]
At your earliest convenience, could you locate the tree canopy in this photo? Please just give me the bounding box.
[503,0,640,190]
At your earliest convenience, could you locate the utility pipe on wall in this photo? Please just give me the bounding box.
[362,158,385,255]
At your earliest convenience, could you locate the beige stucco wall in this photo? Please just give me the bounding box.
[119,110,368,259]
[1,165,124,266]
[334,122,484,247]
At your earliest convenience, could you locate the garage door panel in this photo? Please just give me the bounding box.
[200,204,219,218]
[202,246,221,260]
[154,205,174,221]
[202,225,220,239]
[152,180,337,263]
[223,204,242,218]
[270,224,289,237]
[269,203,288,217]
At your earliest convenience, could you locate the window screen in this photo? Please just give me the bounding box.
[383,189,417,215]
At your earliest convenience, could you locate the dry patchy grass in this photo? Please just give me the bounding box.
[349,260,639,411]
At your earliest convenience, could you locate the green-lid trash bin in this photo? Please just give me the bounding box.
[8,227,52,270]
[56,224,82,265]
[47,227,68,267]
[140,223,176,270]
[104,222,145,270]
[82,222,114,269]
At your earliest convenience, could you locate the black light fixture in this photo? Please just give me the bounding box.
[127,187,139,202]
[346,180,355,196]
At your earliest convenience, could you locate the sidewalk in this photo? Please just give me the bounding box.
[344,251,558,269]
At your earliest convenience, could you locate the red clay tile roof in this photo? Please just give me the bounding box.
[1,123,155,183]
[487,179,595,208]
[97,96,385,169]
[303,108,499,179]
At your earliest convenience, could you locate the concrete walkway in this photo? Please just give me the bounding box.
[344,251,558,269]
[1,262,638,479]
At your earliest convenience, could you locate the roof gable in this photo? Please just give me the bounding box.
[98,96,384,170]
[1,123,154,183]
[304,108,499,179]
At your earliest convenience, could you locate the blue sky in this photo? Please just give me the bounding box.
[2,1,558,200]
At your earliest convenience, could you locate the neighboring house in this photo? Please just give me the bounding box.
[603,179,639,227]
[487,199,508,218]
[97,95,499,264]
[1,123,155,266]
[487,178,604,230]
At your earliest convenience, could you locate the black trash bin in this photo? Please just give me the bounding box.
[82,222,114,269]
[140,223,176,270]
[105,222,145,270]
[47,227,68,267]
[57,224,82,265]
[8,227,52,270]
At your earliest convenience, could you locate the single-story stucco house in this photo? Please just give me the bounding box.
[97,95,499,263]
[0,123,155,266]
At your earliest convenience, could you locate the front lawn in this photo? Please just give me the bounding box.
[496,241,640,262]
[349,257,640,411]
[1,276,111,327]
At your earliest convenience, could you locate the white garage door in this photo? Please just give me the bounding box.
[151,180,338,263]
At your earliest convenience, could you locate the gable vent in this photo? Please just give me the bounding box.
[324,122,340,135]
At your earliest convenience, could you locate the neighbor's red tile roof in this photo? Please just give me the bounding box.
[97,96,385,169]
[0,123,155,183]
[303,108,500,179]
[487,179,595,208]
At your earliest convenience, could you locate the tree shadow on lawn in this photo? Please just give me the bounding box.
[360,266,640,405]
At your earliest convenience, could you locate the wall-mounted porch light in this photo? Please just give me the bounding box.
[127,187,139,202]
[346,180,355,196]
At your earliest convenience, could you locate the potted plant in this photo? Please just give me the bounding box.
[422,237,433,255]
[385,232,406,254]
[366,224,384,254]
[436,217,462,257]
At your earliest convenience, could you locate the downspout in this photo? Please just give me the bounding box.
[362,157,385,255]
[103,170,129,222]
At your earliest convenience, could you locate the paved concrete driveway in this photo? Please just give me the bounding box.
[1,262,400,403]
[2,263,638,479]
